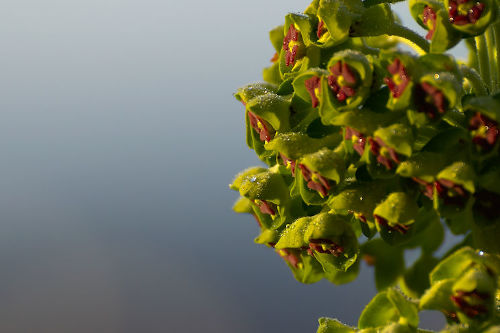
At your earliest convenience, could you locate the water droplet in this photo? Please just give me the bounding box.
[250,176,257,182]
[434,74,440,79]
[478,250,484,256]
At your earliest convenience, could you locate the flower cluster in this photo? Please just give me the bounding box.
[231,0,500,332]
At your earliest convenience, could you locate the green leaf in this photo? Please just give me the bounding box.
[419,278,455,312]
[275,216,313,249]
[234,83,277,105]
[374,123,413,157]
[374,192,419,227]
[246,93,291,132]
[317,0,364,46]
[230,167,268,191]
[324,258,360,285]
[317,318,356,333]
[358,291,399,329]
[254,228,279,245]
[290,252,325,284]
[232,196,254,214]
[265,131,342,160]
[396,152,448,183]
[429,247,477,284]
[400,253,440,298]
[361,239,405,290]
[387,288,419,328]
[300,148,346,184]
[437,162,475,194]
[350,4,395,37]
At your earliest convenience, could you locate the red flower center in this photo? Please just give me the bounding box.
[345,127,366,156]
[317,20,327,39]
[248,111,275,142]
[283,24,300,67]
[469,112,499,150]
[369,137,400,170]
[384,58,410,98]
[304,76,321,108]
[423,6,437,40]
[328,61,358,102]
[298,163,331,197]
[414,82,448,119]
[448,0,486,25]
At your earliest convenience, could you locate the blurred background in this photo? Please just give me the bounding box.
[0,1,465,332]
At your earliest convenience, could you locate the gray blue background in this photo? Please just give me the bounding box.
[0,1,463,332]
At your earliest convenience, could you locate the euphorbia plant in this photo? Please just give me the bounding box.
[231,0,500,331]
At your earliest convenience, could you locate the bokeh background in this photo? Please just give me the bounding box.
[0,1,466,332]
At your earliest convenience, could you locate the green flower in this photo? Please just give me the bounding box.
[445,0,497,36]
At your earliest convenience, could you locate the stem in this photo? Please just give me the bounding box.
[460,64,488,96]
[475,34,491,92]
[485,27,497,92]
[465,38,479,71]
[363,0,406,7]
[389,24,430,54]
[493,22,500,93]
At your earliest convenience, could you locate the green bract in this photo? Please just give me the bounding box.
[232,0,500,332]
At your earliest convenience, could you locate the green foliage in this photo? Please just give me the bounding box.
[231,0,500,331]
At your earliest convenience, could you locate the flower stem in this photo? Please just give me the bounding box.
[460,64,488,96]
[493,22,500,93]
[485,27,497,92]
[475,34,491,92]
[389,24,430,54]
[465,38,479,71]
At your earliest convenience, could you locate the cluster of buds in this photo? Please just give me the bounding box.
[232,0,500,331]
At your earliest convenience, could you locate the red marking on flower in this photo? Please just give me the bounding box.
[317,20,327,39]
[411,177,435,199]
[247,111,275,142]
[434,179,469,207]
[384,58,410,98]
[414,82,448,119]
[449,0,486,25]
[309,239,344,257]
[345,127,366,156]
[268,242,276,248]
[278,248,301,268]
[270,52,279,63]
[328,61,358,102]
[304,76,321,108]
[451,289,489,318]
[298,164,331,197]
[369,137,400,170]
[374,215,410,234]
[423,6,437,40]
[254,200,277,216]
[283,24,300,67]
[469,112,499,150]
[280,153,296,176]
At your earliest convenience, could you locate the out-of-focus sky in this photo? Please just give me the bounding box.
[0,1,464,332]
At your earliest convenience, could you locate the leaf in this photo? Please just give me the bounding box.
[429,247,477,284]
[419,278,455,311]
[358,291,399,329]
[317,318,356,333]
[400,253,439,298]
[361,239,405,290]
[387,288,419,327]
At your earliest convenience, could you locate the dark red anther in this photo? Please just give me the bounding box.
[384,58,410,98]
[451,290,489,318]
[448,0,486,25]
[374,215,409,234]
[345,127,366,156]
[369,137,400,170]
[414,82,448,119]
[278,248,301,268]
[283,25,300,67]
[317,20,327,39]
[304,76,321,108]
[257,200,277,216]
[298,163,312,182]
[280,153,296,176]
[328,61,358,102]
[309,239,344,257]
[247,111,274,142]
[299,164,332,197]
[469,112,499,150]
[422,6,437,40]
